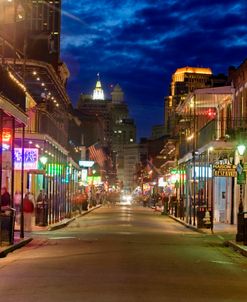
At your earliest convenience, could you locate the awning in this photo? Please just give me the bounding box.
[0,95,28,126]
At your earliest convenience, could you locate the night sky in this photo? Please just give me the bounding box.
[61,0,247,139]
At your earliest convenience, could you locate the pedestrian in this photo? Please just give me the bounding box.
[14,190,22,225]
[27,191,35,204]
[37,190,44,203]
[23,194,34,232]
[1,187,11,207]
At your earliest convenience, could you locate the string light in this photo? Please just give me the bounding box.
[8,71,26,92]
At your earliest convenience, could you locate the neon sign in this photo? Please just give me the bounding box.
[79,160,94,168]
[3,143,10,151]
[2,129,12,150]
[47,163,64,176]
[14,148,39,170]
[3,129,11,143]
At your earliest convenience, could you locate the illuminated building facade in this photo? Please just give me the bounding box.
[77,80,136,187]
[229,59,247,216]
[164,67,213,136]
[77,75,112,147]
[109,84,136,184]
[0,65,28,244]
[93,74,105,100]
[0,0,80,234]
[124,143,148,191]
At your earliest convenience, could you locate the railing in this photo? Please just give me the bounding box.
[15,108,68,150]
[38,110,68,148]
[179,117,247,158]
[179,137,194,158]
[197,119,217,149]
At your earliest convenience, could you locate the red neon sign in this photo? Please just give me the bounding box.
[2,129,12,143]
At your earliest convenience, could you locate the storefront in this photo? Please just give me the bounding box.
[0,93,28,245]
[14,132,70,226]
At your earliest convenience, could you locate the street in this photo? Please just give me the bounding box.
[1,205,247,302]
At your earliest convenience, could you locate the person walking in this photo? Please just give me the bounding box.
[23,194,34,232]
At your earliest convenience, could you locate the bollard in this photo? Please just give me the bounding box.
[236,212,244,242]
[244,213,247,246]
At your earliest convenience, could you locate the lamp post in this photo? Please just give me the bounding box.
[208,147,214,232]
[40,155,48,189]
[236,144,246,242]
[38,155,48,226]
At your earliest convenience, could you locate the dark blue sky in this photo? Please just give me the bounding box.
[61,0,247,139]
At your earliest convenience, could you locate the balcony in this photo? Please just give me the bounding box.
[198,119,217,149]
[179,118,224,158]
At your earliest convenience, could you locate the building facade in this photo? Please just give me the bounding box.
[77,79,136,187]
[164,67,213,136]
[0,0,81,239]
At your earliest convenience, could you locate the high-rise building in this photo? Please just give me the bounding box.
[93,74,105,100]
[124,143,148,191]
[108,84,136,184]
[164,67,229,137]
[77,78,136,186]
[110,84,136,146]
[164,67,213,136]
[77,76,110,146]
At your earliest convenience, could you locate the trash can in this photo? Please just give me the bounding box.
[0,207,16,245]
[197,206,206,228]
[35,202,48,226]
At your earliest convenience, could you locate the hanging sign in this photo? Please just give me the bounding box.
[237,171,246,185]
[213,164,237,177]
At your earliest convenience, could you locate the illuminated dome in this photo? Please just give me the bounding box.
[93,73,105,100]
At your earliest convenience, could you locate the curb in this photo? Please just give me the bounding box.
[168,214,205,234]
[168,214,247,257]
[0,237,33,258]
[0,206,102,257]
[47,205,102,231]
[224,240,247,257]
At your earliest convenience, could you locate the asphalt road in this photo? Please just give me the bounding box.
[1,205,247,302]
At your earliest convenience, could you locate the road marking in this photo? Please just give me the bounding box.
[211,260,234,265]
[49,237,76,240]
[116,232,139,235]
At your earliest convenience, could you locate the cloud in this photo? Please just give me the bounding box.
[61,0,247,139]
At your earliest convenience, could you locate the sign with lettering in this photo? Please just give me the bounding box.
[14,148,39,170]
[213,164,237,177]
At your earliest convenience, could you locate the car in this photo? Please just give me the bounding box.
[120,194,132,205]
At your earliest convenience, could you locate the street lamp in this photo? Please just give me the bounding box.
[208,146,214,232]
[40,155,48,166]
[237,144,246,156]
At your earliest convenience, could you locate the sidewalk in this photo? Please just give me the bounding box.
[0,205,101,258]
[169,214,247,257]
